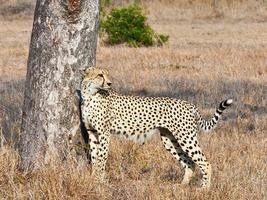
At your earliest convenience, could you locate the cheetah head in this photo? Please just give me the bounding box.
[81,67,112,96]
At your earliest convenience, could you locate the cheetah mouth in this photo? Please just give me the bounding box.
[99,86,111,91]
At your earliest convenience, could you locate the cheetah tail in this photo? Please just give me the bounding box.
[198,99,233,132]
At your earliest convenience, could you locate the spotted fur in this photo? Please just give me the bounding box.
[81,67,233,188]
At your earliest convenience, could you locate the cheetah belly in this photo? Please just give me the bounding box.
[114,128,160,144]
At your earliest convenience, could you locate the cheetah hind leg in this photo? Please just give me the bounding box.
[174,130,212,189]
[159,128,195,185]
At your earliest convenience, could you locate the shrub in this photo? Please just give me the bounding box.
[100,4,169,47]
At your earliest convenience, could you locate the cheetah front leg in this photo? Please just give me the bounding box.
[97,131,111,180]
[159,128,195,185]
[91,130,111,181]
[88,130,100,174]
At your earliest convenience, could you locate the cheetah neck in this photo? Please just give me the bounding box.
[81,89,113,102]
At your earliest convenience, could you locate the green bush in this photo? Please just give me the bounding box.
[100,4,169,47]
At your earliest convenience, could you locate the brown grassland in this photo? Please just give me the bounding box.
[0,0,267,199]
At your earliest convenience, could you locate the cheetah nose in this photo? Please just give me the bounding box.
[107,82,112,86]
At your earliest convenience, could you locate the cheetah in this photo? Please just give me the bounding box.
[81,67,233,188]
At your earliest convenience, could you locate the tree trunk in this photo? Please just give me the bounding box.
[19,0,100,171]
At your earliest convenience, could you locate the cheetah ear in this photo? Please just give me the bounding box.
[81,67,95,76]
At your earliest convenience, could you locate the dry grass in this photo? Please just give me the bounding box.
[0,127,266,199]
[0,1,267,199]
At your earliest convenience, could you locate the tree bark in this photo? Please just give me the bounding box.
[19,0,99,171]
